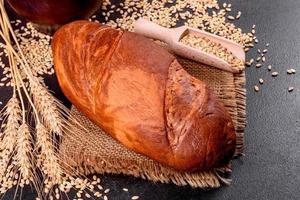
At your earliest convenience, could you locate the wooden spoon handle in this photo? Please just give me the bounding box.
[134,18,171,43]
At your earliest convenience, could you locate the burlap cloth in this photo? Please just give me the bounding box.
[60,57,246,189]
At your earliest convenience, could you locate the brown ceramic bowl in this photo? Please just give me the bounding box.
[7,0,102,33]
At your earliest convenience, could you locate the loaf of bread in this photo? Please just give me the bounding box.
[52,21,236,172]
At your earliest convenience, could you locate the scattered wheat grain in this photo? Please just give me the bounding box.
[259,78,264,84]
[272,72,279,77]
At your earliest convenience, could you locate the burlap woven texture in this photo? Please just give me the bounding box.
[60,57,246,189]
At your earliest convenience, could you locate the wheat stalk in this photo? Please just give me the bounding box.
[0,1,108,199]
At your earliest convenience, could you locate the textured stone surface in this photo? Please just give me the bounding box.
[0,0,299,199]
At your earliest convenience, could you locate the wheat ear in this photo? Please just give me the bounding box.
[15,123,34,186]
[0,96,21,192]
[36,123,62,186]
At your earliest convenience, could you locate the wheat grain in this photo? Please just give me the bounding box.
[236,11,242,19]
[101,0,253,47]
[94,191,102,197]
[256,63,262,68]
[268,65,272,71]
[0,22,53,88]
[259,78,264,84]
[227,15,235,20]
[272,72,279,77]
[180,34,244,72]
[85,193,91,198]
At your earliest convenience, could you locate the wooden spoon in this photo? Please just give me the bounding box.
[134,18,245,73]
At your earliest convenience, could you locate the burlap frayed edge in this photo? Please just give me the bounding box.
[63,150,233,188]
[233,72,246,156]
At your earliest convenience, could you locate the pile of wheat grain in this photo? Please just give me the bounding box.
[100,0,254,48]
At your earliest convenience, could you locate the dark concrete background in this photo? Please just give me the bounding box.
[0,0,299,199]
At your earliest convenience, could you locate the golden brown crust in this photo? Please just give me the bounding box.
[165,61,236,170]
[52,20,236,172]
